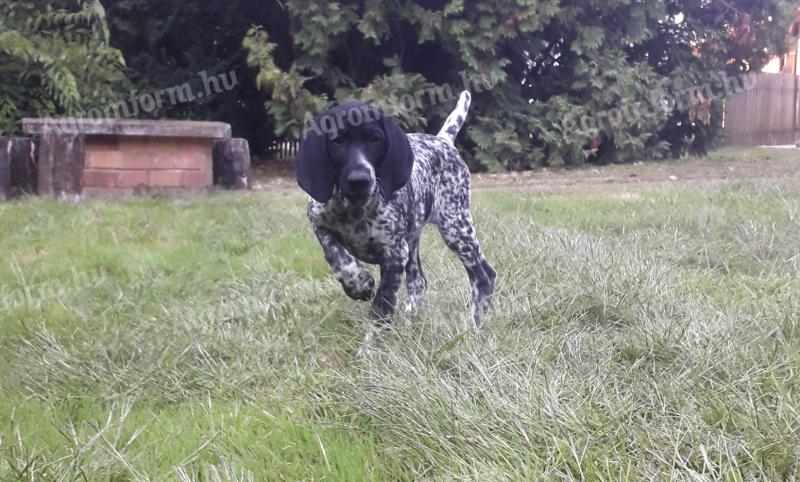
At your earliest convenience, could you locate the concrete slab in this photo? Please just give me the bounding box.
[22,118,232,139]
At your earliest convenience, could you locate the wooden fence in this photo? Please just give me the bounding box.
[265,140,299,161]
[724,73,799,146]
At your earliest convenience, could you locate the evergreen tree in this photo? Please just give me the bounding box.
[103,0,284,154]
[0,0,126,135]
[245,0,794,169]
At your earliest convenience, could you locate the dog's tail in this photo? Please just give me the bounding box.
[437,90,471,144]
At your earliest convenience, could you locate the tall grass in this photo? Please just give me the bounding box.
[2,181,800,480]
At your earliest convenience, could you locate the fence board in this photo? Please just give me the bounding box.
[266,140,299,161]
[724,73,799,146]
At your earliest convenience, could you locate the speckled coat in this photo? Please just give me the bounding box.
[302,92,496,338]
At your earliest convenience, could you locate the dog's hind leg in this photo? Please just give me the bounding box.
[436,211,496,329]
[403,237,427,317]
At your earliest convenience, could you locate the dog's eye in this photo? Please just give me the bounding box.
[368,136,382,145]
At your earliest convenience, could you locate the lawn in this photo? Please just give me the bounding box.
[2,153,800,480]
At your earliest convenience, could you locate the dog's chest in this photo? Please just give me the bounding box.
[310,199,401,264]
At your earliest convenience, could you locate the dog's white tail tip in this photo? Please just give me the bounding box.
[437,90,472,143]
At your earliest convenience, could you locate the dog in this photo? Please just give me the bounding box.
[295,91,496,351]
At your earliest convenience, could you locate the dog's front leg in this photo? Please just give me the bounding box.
[358,240,409,358]
[313,225,375,301]
[369,240,410,324]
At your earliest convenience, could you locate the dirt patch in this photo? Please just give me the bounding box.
[251,147,800,197]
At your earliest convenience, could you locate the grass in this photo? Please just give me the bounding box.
[2,172,800,480]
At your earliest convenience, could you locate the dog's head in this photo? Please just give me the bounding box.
[295,102,413,204]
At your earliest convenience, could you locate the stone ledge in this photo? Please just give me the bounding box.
[22,118,232,139]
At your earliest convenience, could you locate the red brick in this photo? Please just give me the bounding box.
[149,170,183,187]
[118,137,149,152]
[180,169,212,188]
[147,138,177,152]
[82,169,99,187]
[85,149,123,169]
[170,150,207,170]
[116,170,148,188]
[84,169,118,188]
[118,148,152,170]
[87,136,119,151]
[149,153,168,169]
[151,151,181,169]
[150,139,211,169]
[175,138,213,152]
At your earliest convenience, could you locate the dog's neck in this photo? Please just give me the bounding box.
[325,190,383,219]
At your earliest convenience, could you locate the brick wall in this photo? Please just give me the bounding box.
[83,136,213,191]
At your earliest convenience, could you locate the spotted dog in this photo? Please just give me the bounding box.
[296,91,496,349]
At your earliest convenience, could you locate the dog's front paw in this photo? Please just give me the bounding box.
[342,270,375,301]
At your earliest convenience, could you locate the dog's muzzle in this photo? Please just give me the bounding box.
[344,171,374,201]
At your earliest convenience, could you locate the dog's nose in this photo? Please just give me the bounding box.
[347,172,372,193]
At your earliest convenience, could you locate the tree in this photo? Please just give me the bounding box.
[0,0,126,135]
[103,0,288,155]
[631,0,795,156]
[245,0,794,169]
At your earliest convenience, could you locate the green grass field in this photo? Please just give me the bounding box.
[2,166,800,480]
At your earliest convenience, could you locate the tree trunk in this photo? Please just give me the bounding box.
[0,137,37,199]
[213,138,251,189]
[37,134,85,200]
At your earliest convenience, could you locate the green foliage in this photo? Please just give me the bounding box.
[104,0,282,154]
[246,0,794,170]
[0,0,126,135]
[244,25,329,141]
[1,1,793,165]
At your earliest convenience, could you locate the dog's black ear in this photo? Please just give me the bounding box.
[378,114,414,198]
[295,124,334,203]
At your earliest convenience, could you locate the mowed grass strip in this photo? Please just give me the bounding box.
[1,180,800,480]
